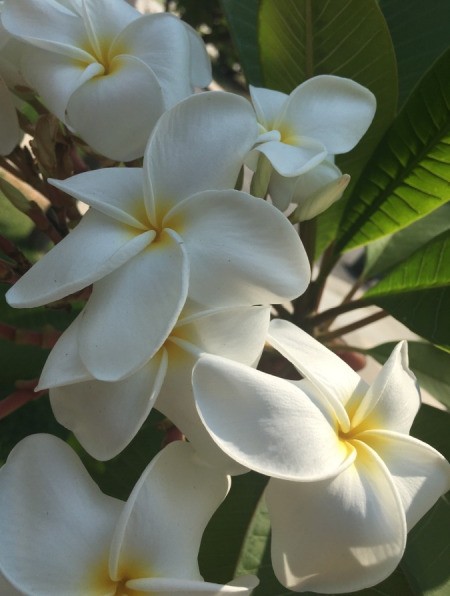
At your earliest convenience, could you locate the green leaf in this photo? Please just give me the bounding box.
[379,0,450,106]
[363,230,450,347]
[364,203,450,279]
[258,0,397,186]
[221,0,262,86]
[335,48,450,254]
[367,341,450,409]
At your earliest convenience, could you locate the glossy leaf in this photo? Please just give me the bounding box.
[367,341,450,409]
[221,0,262,86]
[363,230,450,347]
[364,203,450,279]
[258,0,397,186]
[335,49,450,254]
[380,0,450,106]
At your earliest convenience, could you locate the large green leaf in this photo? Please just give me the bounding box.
[364,203,450,280]
[335,48,450,254]
[258,0,397,185]
[379,0,450,106]
[367,341,450,409]
[221,0,262,86]
[363,230,450,347]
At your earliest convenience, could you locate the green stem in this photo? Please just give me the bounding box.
[307,296,372,328]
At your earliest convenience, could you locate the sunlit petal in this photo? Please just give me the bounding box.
[6,210,153,308]
[167,190,310,306]
[351,341,420,433]
[193,355,354,480]
[144,92,257,218]
[360,430,450,530]
[67,54,165,161]
[267,441,406,593]
[79,229,188,380]
[109,441,230,581]
[0,434,121,595]
[50,350,168,461]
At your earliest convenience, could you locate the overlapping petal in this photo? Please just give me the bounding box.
[51,350,168,461]
[127,576,258,593]
[109,440,230,581]
[268,319,361,430]
[2,0,90,61]
[78,229,189,380]
[50,168,147,228]
[252,136,327,177]
[6,209,154,308]
[112,13,210,109]
[361,430,450,530]
[249,85,288,129]
[351,341,420,434]
[193,355,354,480]
[266,441,406,593]
[144,92,258,218]
[166,190,310,306]
[67,54,165,161]
[279,75,376,154]
[0,434,122,595]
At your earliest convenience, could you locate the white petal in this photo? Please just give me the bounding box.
[254,137,327,177]
[81,0,139,60]
[167,190,310,306]
[37,313,90,389]
[279,75,376,154]
[156,344,245,474]
[184,22,212,88]
[2,0,91,61]
[50,168,147,228]
[268,319,362,431]
[176,304,271,366]
[127,576,258,593]
[112,13,210,108]
[360,430,450,530]
[249,85,288,129]
[0,75,20,155]
[351,341,420,433]
[19,46,102,121]
[50,350,168,460]
[109,441,230,581]
[267,440,406,593]
[267,172,296,211]
[79,229,189,380]
[6,209,153,308]
[193,355,354,481]
[144,91,257,218]
[0,434,121,595]
[67,54,165,161]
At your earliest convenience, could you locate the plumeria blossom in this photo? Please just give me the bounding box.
[193,319,450,593]
[1,0,211,161]
[38,301,270,470]
[0,434,258,595]
[248,76,376,178]
[269,157,351,219]
[6,91,310,381]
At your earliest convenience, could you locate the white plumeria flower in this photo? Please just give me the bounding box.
[6,91,310,381]
[1,0,211,161]
[193,319,450,593]
[38,301,270,469]
[0,434,258,595]
[248,75,376,178]
[269,157,351,220]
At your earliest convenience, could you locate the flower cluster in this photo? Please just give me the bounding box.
[0,0,449,594]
